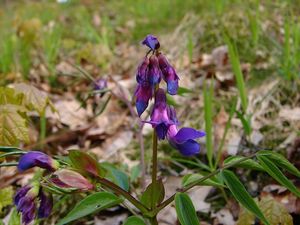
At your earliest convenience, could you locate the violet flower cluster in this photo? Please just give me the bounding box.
[14,151,57,224]
[135,35,205,156]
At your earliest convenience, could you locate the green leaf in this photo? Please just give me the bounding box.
[140,179,165,209]
[221,170,270,225]
[259,196,293,225]
[0,87,23,105]
[8,207,21,225]
[224,35,248,112]
[204,81,213,168]
[56,192,122,225]
[182,173,225,188]
[0,105,29,145]
[101,163,130,191]
[257,150,300,177]
[123,216,147,225]
[0,186,13,212]
[223,156,264,171]
[13,83,54,115]
[236,110,252,135]
[0,146,24,153]
[166,94,178,106]
[69,150,100,176]
[177,87,193,96]
[257,155,300,198]
[175,193,199,225]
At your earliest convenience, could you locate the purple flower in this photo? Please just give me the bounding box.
[142,34,160,50]
[94,78,107,91]
[136,57,150,84]
[167,125,205,156]
[145,89,177,140]
[148,55,162,86]
[158,53,179,95]
[14,184,53,224]
[135,83,153,116]
[18,151,59,172]
[38,190,53,218]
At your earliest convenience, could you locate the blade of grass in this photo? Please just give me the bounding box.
[224,34,248,113]
[204,81,214,169]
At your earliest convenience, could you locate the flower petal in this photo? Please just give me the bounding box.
[38,191,53,218]
[155,123,169,140]
[173,127,205,143]
[170,139,200,156]
[18,151,58,172]
[142,34,160,50]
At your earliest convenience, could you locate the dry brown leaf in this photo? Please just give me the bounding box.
[279,107,300,121]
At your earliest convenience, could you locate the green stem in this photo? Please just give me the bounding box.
[152,131,158,184]
[0,151,24,159]
[149,154,255,216]
[40,110,46,144]
[0,162,18,167]
[149,216,158,225]
[96,177,149,213]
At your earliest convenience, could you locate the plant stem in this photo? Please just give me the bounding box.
[152,130,158,183]
[149,154,255,215]
[96,177,149,213]
[149,216,158,225]
[138,122,146,189]
[40,110,46,145]
[0,162,18,167]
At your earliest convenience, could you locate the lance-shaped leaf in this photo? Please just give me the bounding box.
[175,193,199,225]
[140,179,165,209]
[13,83,54,115]
[257,151,300,177]
[0,105,29,145]
[223,156,264,171]
[182,173,225,188]
[221,170,270,225]
[69,150,100,176]
[257,155,300,198]
[56,192,122,225]
[101,163,129,191]
[54,169,94,191]
[123,216,147,225]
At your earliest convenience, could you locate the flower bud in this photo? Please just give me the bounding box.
[54,169,94,191]
[136,57,150,84]
[134,83,152,116]
[158,53,179,95]
[18,151,59,172]
[142,34,160,50]
[148,55,162,86]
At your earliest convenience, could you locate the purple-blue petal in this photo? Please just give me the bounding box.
[169,139,200,156]
[14,185,30,206]
[173,127,206,143]
[18,151,54,172]
[167,80,179,95]
[22,202,36,225]
[155,123,169,140]
[136,100,149,117]
[38,191,53,218]
[142,34,160,50]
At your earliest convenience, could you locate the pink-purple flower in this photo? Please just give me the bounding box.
[145,89,177,140]
[14,184,53,224]
[18,151,59,172]
[158,53,179,95]
[135,34,205,156]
